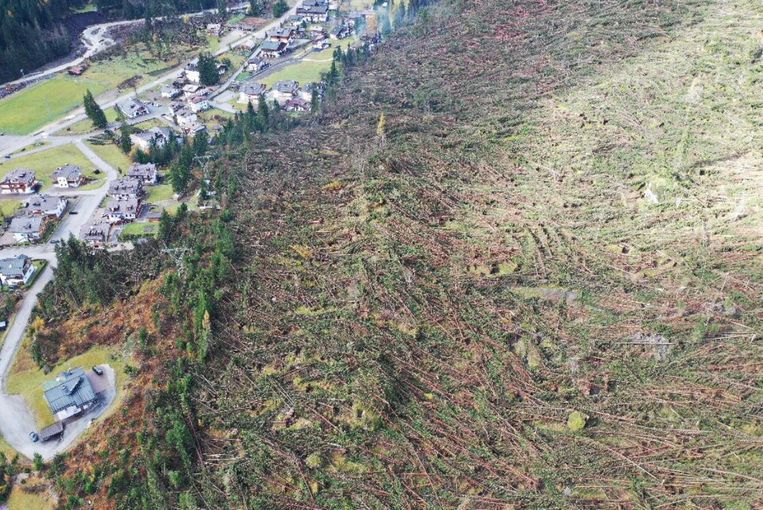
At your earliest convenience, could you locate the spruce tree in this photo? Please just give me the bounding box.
[119,124,132,154]
[83,90,108,129]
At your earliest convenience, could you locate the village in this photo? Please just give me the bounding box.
[0,0,381,464]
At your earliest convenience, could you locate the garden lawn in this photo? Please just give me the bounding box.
[0,144,100,191]
[147,183,174,203]
[57,107,118,136]
[261,38,358,88]
[0,199,20,218]
[120,222,156,238]
[85,141,133,175]
[7,346,129,429]
[7,483,55,510]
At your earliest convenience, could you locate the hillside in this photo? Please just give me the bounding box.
[192,0,763,507]
[29,0,763,507]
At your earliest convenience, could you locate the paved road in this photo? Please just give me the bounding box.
[0,140,118,460]
[0,3,301,461]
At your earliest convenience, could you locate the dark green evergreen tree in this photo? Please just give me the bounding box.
[83,90,108,129]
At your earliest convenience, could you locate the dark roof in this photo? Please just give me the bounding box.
[43,368,97,414]
[39,421,64,441]
[261,40,286,52]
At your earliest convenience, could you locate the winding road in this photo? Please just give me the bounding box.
[0,2,301,461]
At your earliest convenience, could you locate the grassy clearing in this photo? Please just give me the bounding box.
[261,38,357,87]
[197,108,235,130]
[0,45,193,135]
[7,480,55,510]
[0,144,100,191]
[7,345,129,428]
[84,141,133,174]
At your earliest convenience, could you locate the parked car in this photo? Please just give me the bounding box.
[29,431,39,442]
[92,366,104,376]
[69,211,78,215]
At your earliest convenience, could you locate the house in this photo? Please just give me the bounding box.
[269,80,299,104]
[189,96,211,113]
[285,14,305,29]
[230,17,262,31]
[0,168,37,194]
[175,108,201,130]
[161,85,181,99]
[21,194,67,218]
[108,178,144,200]
[130,127,174,152]
[313,40,330,51]
[238,82,267,104]
[246,56,269,73]
[182,84,201,95]
[82,222,110,247]
[105,197,141,223]
[267,28,294,43]
[298,82,323,102]
[297,0,329,22]
[52,164,83,188]
[206,22,222,34]
[0,255,34,287]
[43,368,99,421]
[216,62,228,76]
[260,40,287,58]
[128,163,159,185]
[117,98,149,119]
[285,97,310,112]
[330,25,349,40]
[67,64,88,76]
[184,62,200,83]
[9,216,43,243]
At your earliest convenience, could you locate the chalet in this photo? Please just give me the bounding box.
[0,168,37,194]
[298,82,323,102]
[161,85,181,99]
[182,84,201,95]
[184,62,200,83]
[130,127,174,152]
[330,25,349,40]
[246,56,269,73]
[268,80,299,104]
[67,64,88,76]
[206,22,222,34]
[216,62,229,76]
[260,40,287,59]
[82,222,110,247]
[175,108,200,129]
[117,98,148,119]
[238,82,267,104]
[52,164,83,188]
[285,97,310,112]
[189,96,211,113]
[285,14,305,29]
[108,178,144,200]
[267,28,294,43]
[9,216,43,243]
[43,368,98,421]
[128,163,159,185]
[105,197,141,223]
[313,40,330,51]
[21,194,67,218]
[0,255,34,287]
[297,0,329,23]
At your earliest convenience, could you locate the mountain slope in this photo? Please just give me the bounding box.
[189,0,763,508]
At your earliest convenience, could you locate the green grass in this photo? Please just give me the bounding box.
[0,46,193,135]
[261,39,357,87]
[85,141,133,175]
[0,199,20,218]
[120,222,156,238]
[147,183,174,203]
[7,484,54,510]
[7,346,129,428]
[207,35,223,54]
[57,107,118,136]
[0,144,100,191]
